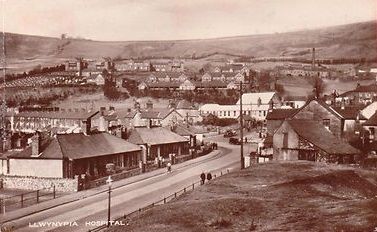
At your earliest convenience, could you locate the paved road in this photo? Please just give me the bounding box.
[6,135,246,232]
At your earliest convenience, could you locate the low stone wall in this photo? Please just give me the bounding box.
[1,175,78,192]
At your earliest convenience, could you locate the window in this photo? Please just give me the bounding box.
[283,132,288,148]
[234,111,236,116]
[370,128,375,140]
[323,119,330,128]
[263,111,266,116]
[228,111,230,116]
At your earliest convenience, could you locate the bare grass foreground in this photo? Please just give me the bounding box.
[107,161,377,232]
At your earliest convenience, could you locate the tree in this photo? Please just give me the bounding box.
[103,78,120,100]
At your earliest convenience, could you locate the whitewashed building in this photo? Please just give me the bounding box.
[199,92,281,121]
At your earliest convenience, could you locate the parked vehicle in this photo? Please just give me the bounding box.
[229,137,242,145]
[229,137,249,145]
[224,129,237,138]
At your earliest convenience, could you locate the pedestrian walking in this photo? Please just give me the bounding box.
[158,156,162,168]
[167,162,172,172]
[207,172,212,181]
[200,172,206,185]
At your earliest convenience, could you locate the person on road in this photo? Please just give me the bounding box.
[207,172,212,181]
[200,172,206,185]
[167,162,172,172]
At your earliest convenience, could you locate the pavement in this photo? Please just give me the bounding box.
[0,149,222,225]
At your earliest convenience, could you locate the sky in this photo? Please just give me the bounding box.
[0,0,376,41]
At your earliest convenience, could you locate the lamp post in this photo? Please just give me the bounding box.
[106,176,113,227]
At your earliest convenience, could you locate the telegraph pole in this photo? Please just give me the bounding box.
[239,81,244,169]
[1,2,7,153]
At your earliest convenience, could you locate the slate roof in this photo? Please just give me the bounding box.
[237,92,276,105]
[291,98,344,119]
[149,72,186,80]
[147,82,182,88]
[194,81,227,88]
[166,125,195,137]
[283,95,307,101]
[266,108,298,120]
[165,124,207,136]
[363,112,377,126]
[176,100,194,109]
[11,110,98,120]
[127,127,188,145]
[10,133,141,160]
[355,84,377,92]
[140,108,179,119]
[287,119,360,155]
[333,106,366,120]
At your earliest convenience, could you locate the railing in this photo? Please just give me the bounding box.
[88,168,231,232]
[0,186,57,214]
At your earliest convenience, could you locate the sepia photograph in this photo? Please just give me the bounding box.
[0,0,376,231]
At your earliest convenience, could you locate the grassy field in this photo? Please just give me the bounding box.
[2,21,376,69]
[108,161,377,232]
[54,92,171,110]
[323,78,375,95]
[277,76,375,97]
[277,76,313,96]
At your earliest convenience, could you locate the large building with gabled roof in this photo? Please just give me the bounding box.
[7,132,142,179]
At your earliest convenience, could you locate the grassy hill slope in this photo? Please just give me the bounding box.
[2,21,376,61]
[108,161,377,232]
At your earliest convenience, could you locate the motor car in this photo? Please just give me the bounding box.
[229,136,250,145]
[224,129,237,138]
[229,137,242,145]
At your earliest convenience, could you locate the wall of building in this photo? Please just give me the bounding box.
[2,175,78,192]
[293,101,343,138]
[273,122,299,160]
[160,111,184,127]
[9,159,63,178]
[0,159,8,175]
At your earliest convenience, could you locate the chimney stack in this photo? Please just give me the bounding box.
[146,100,153,109]
[31,133,41,157]
[341,98,346,110]
[312,48,316,69]
[100,106,106,116]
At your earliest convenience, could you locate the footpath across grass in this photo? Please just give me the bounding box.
[107,161,377,232]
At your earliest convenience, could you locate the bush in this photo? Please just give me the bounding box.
[202,114,238,127]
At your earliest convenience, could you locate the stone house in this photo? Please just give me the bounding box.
[273,119,360,163]
[290,99,344,138]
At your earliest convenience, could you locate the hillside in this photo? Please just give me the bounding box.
[2,21,376,61]
[108,161,377,232]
